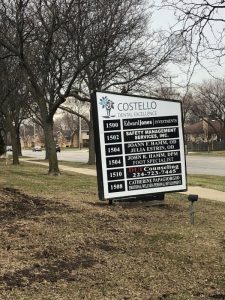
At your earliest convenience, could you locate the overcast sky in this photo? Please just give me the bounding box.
[151,2,225,89]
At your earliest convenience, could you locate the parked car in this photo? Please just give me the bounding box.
[32,146,42,152]
[56,144,61,152]
[6,146,12,151]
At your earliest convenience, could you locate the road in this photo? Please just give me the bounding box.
[22,149,89,163]
[22,149,225,176]
[186,155,225,176]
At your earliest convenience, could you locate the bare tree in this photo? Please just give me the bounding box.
[66,1,186,163]
[54,112,79,143]
[152,83,195,124]
[0,0,186,170]
[0,55,30,164]
[192,79,225,142]
[181,92,195,123]
[0,0,103,174]
[0,0,147,170]
[59,98,90,149]
[160,0,225,76]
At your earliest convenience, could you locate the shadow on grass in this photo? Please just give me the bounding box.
[0,187,103,291]
[83,201,110,208]
[84,200,184,213]
[0,187,81,222]
[0,254,98,290]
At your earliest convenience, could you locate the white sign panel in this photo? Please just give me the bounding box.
[93,91,187,200]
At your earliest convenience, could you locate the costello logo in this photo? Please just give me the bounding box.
[99,96,115,118]
[118,101,157,111]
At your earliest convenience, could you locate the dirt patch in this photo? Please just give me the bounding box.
[0,187,81,222]
[1,254,98,289]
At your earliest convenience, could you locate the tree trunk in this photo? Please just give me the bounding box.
[44,133,49,160]
[88,108,95,165]
[0,131,5,156]
[16,126,22,156]
[11,127,20,165]
[222,120,225,150]
[43,121,60,175]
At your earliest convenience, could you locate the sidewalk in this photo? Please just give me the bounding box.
[23,159,97,176]
[180,187,225,203]
[23,159,225,203]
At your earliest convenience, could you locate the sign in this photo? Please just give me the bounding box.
[92,91,187,201]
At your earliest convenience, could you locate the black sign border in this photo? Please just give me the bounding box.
[91,90,187,201]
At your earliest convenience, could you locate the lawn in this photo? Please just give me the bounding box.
[188,174,225,192]
[0,160,225,299]
[57,161,225,192]
[188,151,225,157]
[58,160,96,169]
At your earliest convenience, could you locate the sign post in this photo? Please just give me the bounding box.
[92,91,187,203]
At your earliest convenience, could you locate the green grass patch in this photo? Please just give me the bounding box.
[1,160,225,299]
[188,174,225,192]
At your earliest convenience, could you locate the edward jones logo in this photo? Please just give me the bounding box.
[99,96,115,118]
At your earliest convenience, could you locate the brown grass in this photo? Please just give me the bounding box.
[0,160,225,299]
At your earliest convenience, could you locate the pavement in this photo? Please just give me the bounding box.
[22,159,225,203]
[180,187,225,203]
[23,159,97,176]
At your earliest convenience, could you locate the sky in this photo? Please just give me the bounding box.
[151,1,225,89]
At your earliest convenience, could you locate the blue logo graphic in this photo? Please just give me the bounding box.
[99,96,115,118]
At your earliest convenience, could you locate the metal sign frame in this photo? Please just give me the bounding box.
[92,91,187,201]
